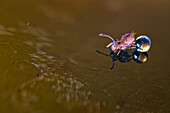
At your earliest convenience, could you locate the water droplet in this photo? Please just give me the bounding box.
[136,36,151,52]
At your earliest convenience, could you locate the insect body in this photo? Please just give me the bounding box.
[99,32,136,55]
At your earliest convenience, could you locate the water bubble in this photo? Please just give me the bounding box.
[136,36,151,52]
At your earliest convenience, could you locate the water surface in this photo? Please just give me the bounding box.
[0,0,169,113]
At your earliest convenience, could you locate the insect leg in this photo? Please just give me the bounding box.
[106,42,113,48]
[106,42,114,51]
[124,42,135,49]
[117,49,121,55]
[127,46,136,49]
[107,48,112,52]
[110,60,114,70]
[99,33,115,42]
[129,42,136,47]
[96,50,110,56]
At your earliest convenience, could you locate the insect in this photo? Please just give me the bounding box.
[99,32,136,55]
[96,32,151,70]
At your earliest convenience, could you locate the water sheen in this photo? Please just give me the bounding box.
[0,0,169,113]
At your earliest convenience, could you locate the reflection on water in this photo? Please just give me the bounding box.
[96,50,149,70]
[133,51,148,63]
[0,0,170,113]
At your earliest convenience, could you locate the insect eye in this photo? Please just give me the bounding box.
[117,42,120,44]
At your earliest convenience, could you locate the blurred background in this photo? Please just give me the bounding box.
[0,0,169,113]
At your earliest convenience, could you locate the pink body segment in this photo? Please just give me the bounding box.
[99,33,135,55]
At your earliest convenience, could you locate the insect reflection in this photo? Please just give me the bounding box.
[96,50,148,70]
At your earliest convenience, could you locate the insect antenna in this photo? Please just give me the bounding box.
[131,30,136,36]
[99,33,115,42]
